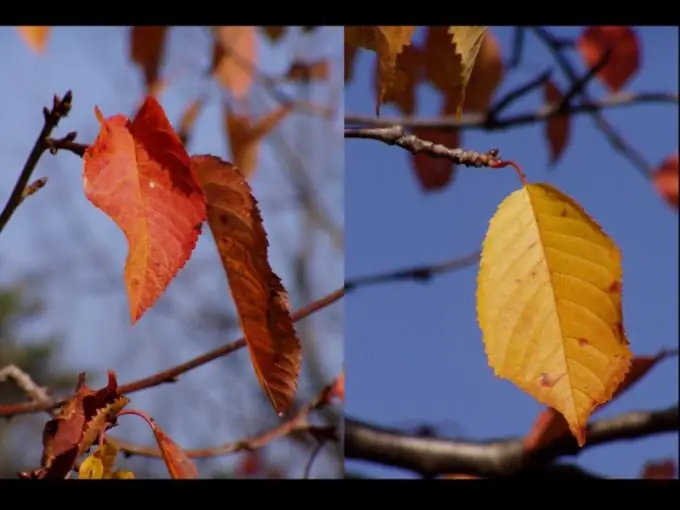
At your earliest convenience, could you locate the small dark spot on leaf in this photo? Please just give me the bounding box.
[608,280,622,293]
[219,215,228,225]
[578,338,588,347]
[560,208,567,217]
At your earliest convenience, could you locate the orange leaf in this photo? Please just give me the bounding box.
[177,95,206,148]
[212,27,257,100]
[463,30,503,113]
[83,97,207,323]
[577,26,640,92]
[286,60,330,82]
[653,152,678,209]
[544,80,571,165]
[641,459,677,479]
[17,26,50,54]
[409,126,460,191]
[130,27,168,94]
[345,43,359,82]
[191,155,301,414]
[20,371,129,479]
[373,44,422,115]
[224,103,293,180]
[524,350,677,451]
[152,425,199,479]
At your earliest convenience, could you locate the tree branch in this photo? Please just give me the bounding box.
[345,251,480,293]
[0,287,344,419]
[345,91,678,132]
[345,405,678,478]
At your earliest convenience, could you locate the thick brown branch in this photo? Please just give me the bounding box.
[0,287,344,418]
[345,405,678,477]
[0,91,72,234]
[110,375,340,458]
[345,126,502,167]
[345,91,678,132]
[345,251,480,293]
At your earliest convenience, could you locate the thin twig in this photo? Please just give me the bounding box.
[110,375,340,459]
[0,91,72,234]
[345,126,502,167]
[302,441,328,479]
[530,27,654,179]
[488,69,552,118]
[0,365,51,405]
[345,405,679,478]
[345,91,678,132]
[0,287,344,418]
[345,251,480,293]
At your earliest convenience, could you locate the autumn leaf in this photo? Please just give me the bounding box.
[78,455,104,479]
[83,96,207,323]
[524,349,677,451]
[346,26,416,115]
[653,152,678,209]
[224,103,293,180]
[21,371,129,479]
[191,155,302,414]
[211,27,257,100]
[463,30,503,113]
[130,27,168,94]
[477,183,632,446]
[544,81,571,165]
[177,95,207,148]
[152,424,198,479]
[425,26,487,119]
[262,26,286,42]
[373,44,422,115]
[345,43,359,82]
[237,451,262,477]
[17,26,50,54]
[641,459,677,479]
[410,127,460,191]
[577,26,640,92]
[286,60,330,82]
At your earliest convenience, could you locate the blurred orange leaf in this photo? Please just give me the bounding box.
[652,152,678,209]
[212,27,257,100]
[410,127,460,191]
[464,30,503,113]
[641,459,677,479]
[224,103,293,180]
[83,97,207,323]
[544,80,571,165]
[262,26,286,42]
[17,26,50,54]
[130,27,168,94]
[524,350,677,451]
[373,44,422,115]
[577,26,640,92]
[177,95,207,147]
[286,60,330,82]
[346,26,416,115]
[152,425,199,479]
[20,371,129,479]
[191,155,301,414]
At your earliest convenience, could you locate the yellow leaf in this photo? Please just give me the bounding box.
[447,27,487,119]
[17,27,50,54]
[97,442,120,476]
[78,455,104,479]
[110,470,136,479]
[345,26,416,115]
[477,183,632,446]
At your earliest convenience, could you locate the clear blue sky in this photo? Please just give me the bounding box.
[0,26,342,477]
[345,27,678,478]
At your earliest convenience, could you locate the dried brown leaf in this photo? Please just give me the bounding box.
[544,80,571,165]
[191,155,302,414]
[177,95,207,148]
[152,425,199,479]
[262,26,286,42]
[130,27,168,94]
[373,44,422,115]
[286,60,330,82]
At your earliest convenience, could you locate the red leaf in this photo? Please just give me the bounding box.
[130,27,168,95]
[409,127,460,191]
[83,96,207,323]
[653,152,678,209]
[524,350,677,451]
[153,425,199,479]
[544,80,571,165]
[577,27,640,92]
[641,459,677,479]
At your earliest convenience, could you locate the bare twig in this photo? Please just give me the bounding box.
[302,440,328,479]
[345,126,502,167]
[488,69,552,118]
[0,91,72,234]
[0,365,50,405]
[110,375,340,459]
[345,251,480,293]
[530,27,654,178]
[0,287,344,418]
[345,405,678,478]
[345,91,678,132]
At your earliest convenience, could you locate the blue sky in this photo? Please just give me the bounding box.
[0,26,343,477]
[345,26,678,478]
